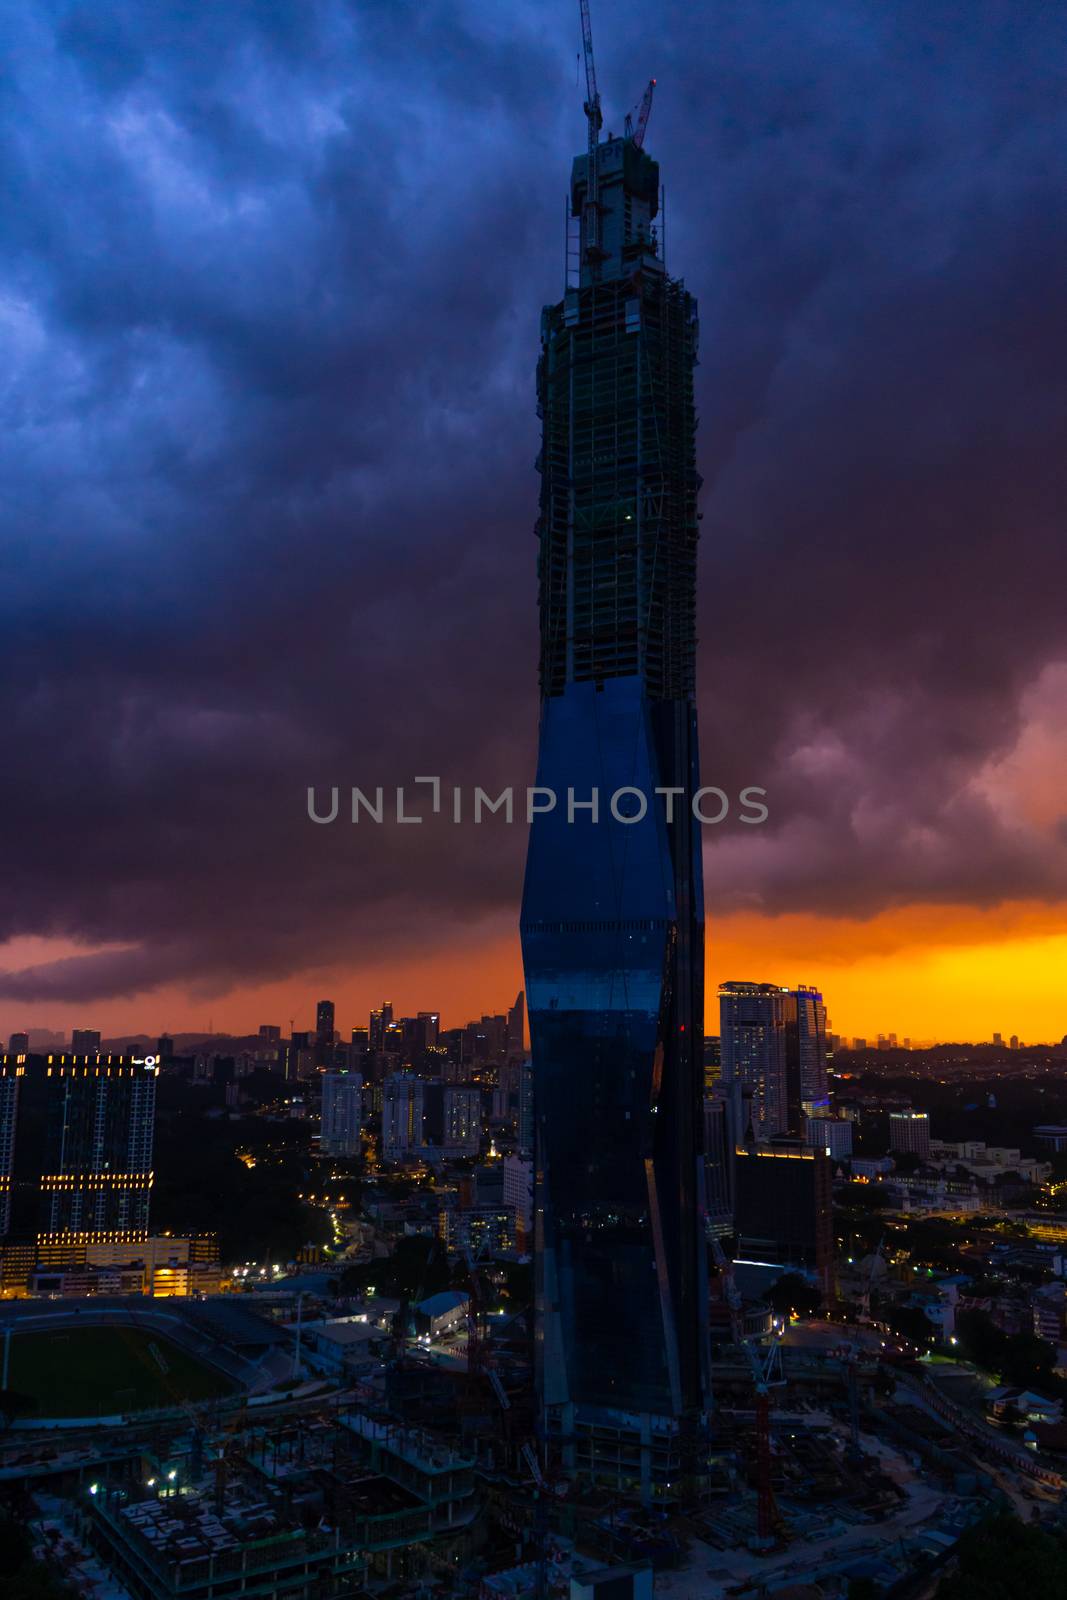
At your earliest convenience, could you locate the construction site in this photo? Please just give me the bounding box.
[5,1227,1006,1600]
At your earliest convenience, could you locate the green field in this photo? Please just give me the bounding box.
[7,1324,235,1418]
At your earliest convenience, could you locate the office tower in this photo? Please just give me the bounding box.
[320,1069,363,1157]
[733,1143,834,1301]
[703,1089,739,1236]
[889,1109,931,1158]
[416,1012,440,1053]
[71,1028,102,1053]
[703,1035,722,1092]
[259,1023,282,1044]
[157,1033,175,1061]
[992,1031,1003,1046]
[444,1086,482,1155]
[315,999,336,1065]
[350,1026,370,1054]
[795,985,828,1111]
[520,59,709,1497]
[1010,1034,1019,1050]
[382,1071,424,1159]
[517,1057,534,1159]
[804,1116,853,1160]
[853,1037,867,1051]
[368,1000,395,1056]
[8,1032,28,1055]
[507,992,526,1058]
[719,982,793,1139]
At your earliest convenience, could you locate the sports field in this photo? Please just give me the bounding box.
[6,1324,235,1417]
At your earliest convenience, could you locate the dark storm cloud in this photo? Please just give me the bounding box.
[2,0,1066,1002]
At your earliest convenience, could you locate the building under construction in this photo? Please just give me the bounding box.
[522,1,708,1503]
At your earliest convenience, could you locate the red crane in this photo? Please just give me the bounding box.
[625,79,656,148]
[711,1234,787,1550]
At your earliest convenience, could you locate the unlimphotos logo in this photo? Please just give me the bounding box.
[307,781,768,826]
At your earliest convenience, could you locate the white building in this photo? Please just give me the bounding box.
[320,1069,363,1156]
[503,1154,534,1245]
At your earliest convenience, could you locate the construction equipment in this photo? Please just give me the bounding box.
[624,79,656,147]
[578,0,603,264]
[710,1235,787,1550]
[746,1336,786,1551]
[858,1234,884,1325]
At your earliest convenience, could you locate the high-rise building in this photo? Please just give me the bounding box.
[517,1056,534,1159]
[315,999,336,1066]
[795,985,828,1112]
[719,982,792,1139]
[704,1087,741,1236]
[259,1023,282,1044]
[506,992,525,1058]
[382,1072,424,1160]
[734,1142,834,1301]
[0,1053,156,1251]
[521,70,709,1497]
[804,1115,853,1161]
[443,1086,482,1155]
[416,1012,440,1054]
[703,1035,722,1092]
[320,1069,363,1157]
[719,982,827,1138]
[71,1028,101,1053]
[8,1032,28,1056]
[889,1109,931,1158]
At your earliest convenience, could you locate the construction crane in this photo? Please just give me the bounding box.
[624,78,656,148]
[578,0,603,263]
[858,1234,884,1325]
[710,1235,787,1551]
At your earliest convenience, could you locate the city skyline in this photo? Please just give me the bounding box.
[4,970,1063,1055]
[2,3,1066,1055]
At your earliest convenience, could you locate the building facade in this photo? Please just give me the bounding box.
[382,1072,424,1160]
[0,1052,158,1293]
[719,981,827,1139]
[889,1109,931,1158]
[520,112,709,1495]
[320,1069,363,1157]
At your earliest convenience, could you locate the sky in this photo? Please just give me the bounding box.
[2,0,1066,1046]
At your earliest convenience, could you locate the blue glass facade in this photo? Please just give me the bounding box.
[521,130,709,1477]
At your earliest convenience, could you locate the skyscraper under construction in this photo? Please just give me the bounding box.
[521,17,709,1500]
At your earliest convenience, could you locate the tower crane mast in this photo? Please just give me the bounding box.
[578,0,603,264]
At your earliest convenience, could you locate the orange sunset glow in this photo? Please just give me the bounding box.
[6,900,1067,1047]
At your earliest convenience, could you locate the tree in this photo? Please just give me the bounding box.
[341,1235,452,1303]
[882,1304,935,1346]
[766,1272,821,1319]
[938,1513,1067,1599]
[0,1511,76,1600]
